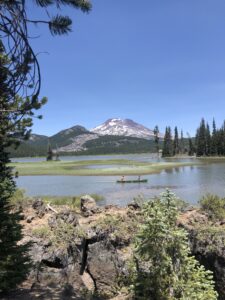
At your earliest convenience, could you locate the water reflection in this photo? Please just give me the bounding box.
[16,161,225,207]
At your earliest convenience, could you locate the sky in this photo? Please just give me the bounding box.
[27,0,225,137]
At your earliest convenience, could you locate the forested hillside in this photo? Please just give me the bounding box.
[9,135,161,157]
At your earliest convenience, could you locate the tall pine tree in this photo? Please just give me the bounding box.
[153,125,160,156]
[196,118,207,156]
[205,123,211,156]
[180,130,185,154]
[0,43,31,292]
[173,126,179,155]
[162,127,173,157]
[0,0,92,292]
[211,118,218,156]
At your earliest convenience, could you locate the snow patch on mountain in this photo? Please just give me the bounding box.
[91,118,160,140]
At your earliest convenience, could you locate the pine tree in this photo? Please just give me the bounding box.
[131,190,218,299]
[180,130,185,154]
[0,144,32,292]
[222,121,225,156]
[211,118,218,156]
[0,1,92,292]
[162,127,173,157]
[0,44,31,292]
[153,125,160,155]
[55,144,60,161]
[187,132,195,156]
[173,126,179,155]
[46,140,53,161]
[206,123,211,156]
[196,118,207,156]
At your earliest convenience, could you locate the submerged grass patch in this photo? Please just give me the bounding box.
[10,159,198,176]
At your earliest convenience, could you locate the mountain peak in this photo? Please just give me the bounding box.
[91,118,156,139]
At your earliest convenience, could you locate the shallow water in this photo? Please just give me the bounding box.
[14,154,225,206]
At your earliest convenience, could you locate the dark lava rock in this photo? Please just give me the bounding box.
[48,210,79,229]
[189,228,225,300]
[80,195,97,217]
[86,240,125,298]
[32,198,46,218]
[26,215,35,223]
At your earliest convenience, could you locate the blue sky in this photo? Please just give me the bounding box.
[28,0,225,136]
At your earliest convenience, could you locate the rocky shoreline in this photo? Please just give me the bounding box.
[2,196,225,299]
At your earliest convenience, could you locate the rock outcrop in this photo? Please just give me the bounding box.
[4,202,225,299]
[8,197,134,300]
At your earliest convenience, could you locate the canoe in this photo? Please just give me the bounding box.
[116,179,148,183]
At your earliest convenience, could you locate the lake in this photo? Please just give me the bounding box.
[14,154,225,206]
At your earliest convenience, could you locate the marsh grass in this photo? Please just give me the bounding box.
[10,159,197,176]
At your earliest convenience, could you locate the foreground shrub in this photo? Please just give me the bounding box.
[9,189,31,209]
[131,190,218,299]
[199,194,225,221]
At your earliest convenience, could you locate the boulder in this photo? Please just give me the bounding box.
[128,202,141,210]
[32,198,46,218]
[80,195,97,216]
[48,210,78,229]
[26,215,35,223]
[86,241,125,298]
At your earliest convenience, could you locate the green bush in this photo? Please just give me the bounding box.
[95,213,139,242]
[196,226,225,253]
[130,190,218,299]
[199,194,225,221]
[9,189,31,208]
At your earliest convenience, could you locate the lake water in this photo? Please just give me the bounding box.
[14,154,225,206]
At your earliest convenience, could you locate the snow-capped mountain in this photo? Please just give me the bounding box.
[91,118,160,140]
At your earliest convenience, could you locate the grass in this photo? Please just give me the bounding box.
[41,194,104,209]
[10,159,198,176]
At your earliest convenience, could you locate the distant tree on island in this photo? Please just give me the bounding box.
[46,141,54,161]
[55,145,60,161]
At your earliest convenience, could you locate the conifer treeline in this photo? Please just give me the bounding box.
[195,118,225,156]
[159,118,225,157]
[161,126,188,157]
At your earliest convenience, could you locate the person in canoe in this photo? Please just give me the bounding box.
[137,175,141,181]
[121,175,125,182]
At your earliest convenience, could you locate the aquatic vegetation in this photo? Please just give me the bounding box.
[10,159,197,176]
